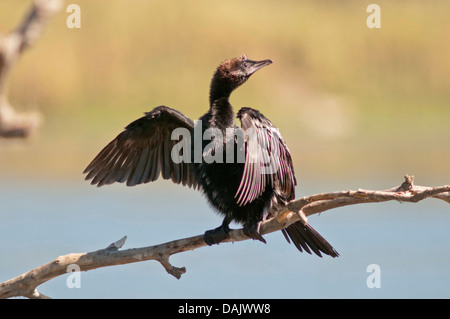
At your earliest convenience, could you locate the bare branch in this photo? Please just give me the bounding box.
[0,175,448,298]
[0,0,62,138]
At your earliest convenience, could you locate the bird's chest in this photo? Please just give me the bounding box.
[196,160,245,214]
[196,137,244,191]
[193,133,244,203]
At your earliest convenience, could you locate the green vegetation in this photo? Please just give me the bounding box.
[1,0,449,183]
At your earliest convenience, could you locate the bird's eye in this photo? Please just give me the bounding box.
[243,62,248,67]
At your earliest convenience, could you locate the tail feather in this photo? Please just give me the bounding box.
[282,221,339,258]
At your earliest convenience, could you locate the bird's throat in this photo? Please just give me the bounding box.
[209,98,235,130]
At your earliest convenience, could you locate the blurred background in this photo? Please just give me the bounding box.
[1,0,449,298]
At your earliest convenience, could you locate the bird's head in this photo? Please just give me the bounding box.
[218,54,273,88]
[210,55,273,103]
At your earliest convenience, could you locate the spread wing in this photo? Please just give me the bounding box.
[84,105,198,189]
[236,108,338,258]
[235,107,296,206]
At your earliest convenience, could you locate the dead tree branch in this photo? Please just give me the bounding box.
[0,0,62,138]
[0,175,449,298]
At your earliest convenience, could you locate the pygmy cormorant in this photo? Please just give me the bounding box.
[84,55,339,258]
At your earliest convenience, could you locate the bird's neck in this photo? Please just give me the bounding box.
[208,97,235,130]
[209,76,233,106]
[208,78,235,129]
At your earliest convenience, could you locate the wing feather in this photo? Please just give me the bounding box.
[84,105,198,190]
[235,107,296,206]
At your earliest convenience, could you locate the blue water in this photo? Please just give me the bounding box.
[1,178,449,298]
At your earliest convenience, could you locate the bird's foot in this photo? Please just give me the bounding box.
[203,224,231,246]
[243,223,267,244]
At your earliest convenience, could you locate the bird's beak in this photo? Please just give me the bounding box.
[245,58,273,76]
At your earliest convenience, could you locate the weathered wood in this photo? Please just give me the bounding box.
[0,0,62,138]
[1,175,448,298]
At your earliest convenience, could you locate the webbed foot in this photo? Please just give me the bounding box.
[203,224,231,245]
[243,222,267,244]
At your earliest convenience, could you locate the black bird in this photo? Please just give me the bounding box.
[84,55,339,258]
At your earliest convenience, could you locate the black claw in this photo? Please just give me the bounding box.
[243,223,267,244]
[203,225,230,245]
